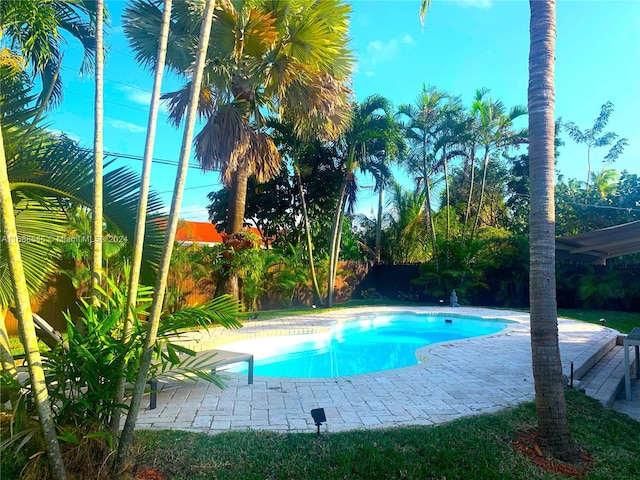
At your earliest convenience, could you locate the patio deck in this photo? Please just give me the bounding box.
[133,307,637,433]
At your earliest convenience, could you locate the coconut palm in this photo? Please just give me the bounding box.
[528,0,579,462]
[0,0,96,109]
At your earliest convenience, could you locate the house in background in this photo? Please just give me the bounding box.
[175,220,265,247]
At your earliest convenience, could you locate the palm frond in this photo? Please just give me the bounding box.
[0,198,67,308]
[4,128,166,290]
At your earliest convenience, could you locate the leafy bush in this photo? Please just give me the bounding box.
[1,278,242,479]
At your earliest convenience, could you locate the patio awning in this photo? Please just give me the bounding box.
[555,221,640,265]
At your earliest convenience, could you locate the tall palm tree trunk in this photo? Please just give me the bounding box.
[422,158,439,272]
[375,187,384,263]
[471,148,490,238]
[90,0,105,306]
[294,163,323,304]
[0,127,67,479]
[227,158,250,233]
[528,0,578,462]
[462,146,477,237]
[442,148,451,267]
[327,157,351,307]
[222,158,250,300]
[114,0,217,472]
[111,0,174,437]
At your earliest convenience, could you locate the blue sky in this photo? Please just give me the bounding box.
[45,0,640,222]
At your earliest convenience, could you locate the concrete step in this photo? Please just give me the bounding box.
[579,345,637,408]
[570,334,618,381]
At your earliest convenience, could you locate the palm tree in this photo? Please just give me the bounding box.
[267,119,325,304]
[124,0,353,298]
[564,101,628,197]
[115,0,218,471]
[0,0,96,109]
[590,168,620,200]
[1,65,164,428]
[397,86,448,270]
[432,96,470,254]
[124,1,352,222]
[1,127,166,312]
[90,0,105,305]
[0,84,68,480]
[528,0,578,462]
[386,183,429,263]
[468,91,527,238]
[327,95,399,306]
[111,0,175,437]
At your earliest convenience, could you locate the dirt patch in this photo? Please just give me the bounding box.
[512,429,592,478]
[135,467,167,480]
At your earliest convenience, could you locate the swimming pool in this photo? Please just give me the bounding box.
[222,313,508,378]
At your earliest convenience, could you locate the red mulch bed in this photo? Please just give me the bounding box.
[512,429,592,478]
[135,467,167,480]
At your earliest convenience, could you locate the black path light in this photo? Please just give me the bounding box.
[310,408,326,436]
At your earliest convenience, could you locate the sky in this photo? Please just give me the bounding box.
[43,0,640,222]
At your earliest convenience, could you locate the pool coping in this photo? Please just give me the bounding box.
[134,306,619,434]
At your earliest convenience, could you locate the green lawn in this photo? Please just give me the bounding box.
[125,390,638,480]
[558,309,639,334]
[5,390,637,479]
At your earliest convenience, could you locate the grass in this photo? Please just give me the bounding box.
[7,335,51,359]
[122,390,639,479]
[558,309,639,334]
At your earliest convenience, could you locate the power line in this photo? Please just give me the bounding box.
[512,193,640,212]
[64,88,170,119]
[158,184,216,194]
[78,148,202,170]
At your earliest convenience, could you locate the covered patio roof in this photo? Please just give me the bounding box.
[556,221,640,264]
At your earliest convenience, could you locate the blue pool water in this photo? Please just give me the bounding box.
[225,314,508,378]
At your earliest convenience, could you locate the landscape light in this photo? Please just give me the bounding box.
[311,408,326,436]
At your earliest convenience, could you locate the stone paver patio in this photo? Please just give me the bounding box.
[134,307,623,434]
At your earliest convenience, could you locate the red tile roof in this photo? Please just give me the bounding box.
[175,220,264,245]
[176,220,224,244]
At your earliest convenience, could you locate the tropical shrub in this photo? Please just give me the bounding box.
[1,278,242,479]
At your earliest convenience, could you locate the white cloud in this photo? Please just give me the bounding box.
[115,84,170,115]
[365,33,415,66]
[454,0,493,10]
[365,71,375,78]
[402,34,415,45]
[108,118,146,133]
[115,85,152,106]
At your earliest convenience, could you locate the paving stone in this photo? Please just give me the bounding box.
[132,307,621,435]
